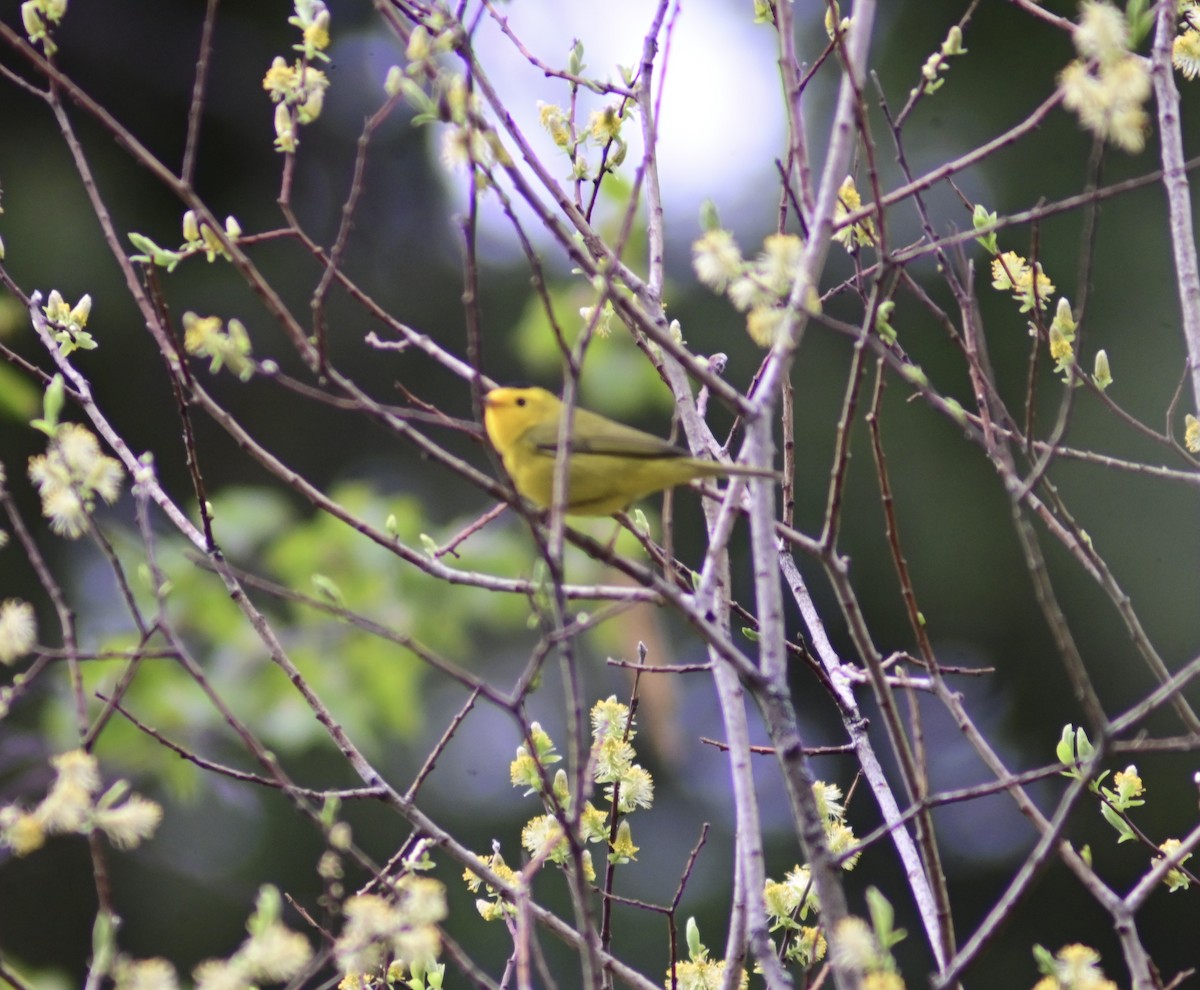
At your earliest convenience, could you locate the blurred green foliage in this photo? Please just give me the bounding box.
[64,483,555,796]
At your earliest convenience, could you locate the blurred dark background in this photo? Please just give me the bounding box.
[2,0,1199,986]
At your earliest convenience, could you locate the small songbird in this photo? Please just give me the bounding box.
[482,386,776,516]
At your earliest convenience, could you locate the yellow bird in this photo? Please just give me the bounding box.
[483,386,776,516]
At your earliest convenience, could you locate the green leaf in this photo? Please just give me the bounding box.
[1074,725,1095,762]
[1032,943,1056,976]
[127,231,160,257]
[1100,801,1135,842]
[685,917,706,962]
[90,911,120,980]
[1125,0,1153,45]
[972,204,999,254]
[567,39,585,76]
[31,373,65,436]
[1055,724,1077,766]
[312,574,345,607]
[866,886,906,950]
[319,795,342,829]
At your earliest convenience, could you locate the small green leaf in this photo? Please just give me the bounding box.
[685,917,705,962]
[875,300,897,344]
[972,204,999,255]
[1074,726,1095,762]
[96,779,130,810]
[1092,348,1113,390]
[91,911,120,981]
[127,231,160,257]
[900,363,928,388]
[1032,944,1056,976]
[248,885,283,934]
[1100,801,1134,842]
[319,795,342,829]
[311,573,345,606]
[1055,724,1077,766]
[31,373,65,436]
[567,39,585,76]
[866,886,906,950]
[42,372,64,424]
[632,508,650,536]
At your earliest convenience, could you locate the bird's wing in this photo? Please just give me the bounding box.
[523,408,690,460]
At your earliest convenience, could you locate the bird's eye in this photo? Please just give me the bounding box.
[515,397,526,407]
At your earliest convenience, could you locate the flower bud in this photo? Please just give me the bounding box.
[182,209,200,243]
[384,65,403,98]
[69,294,91,326]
